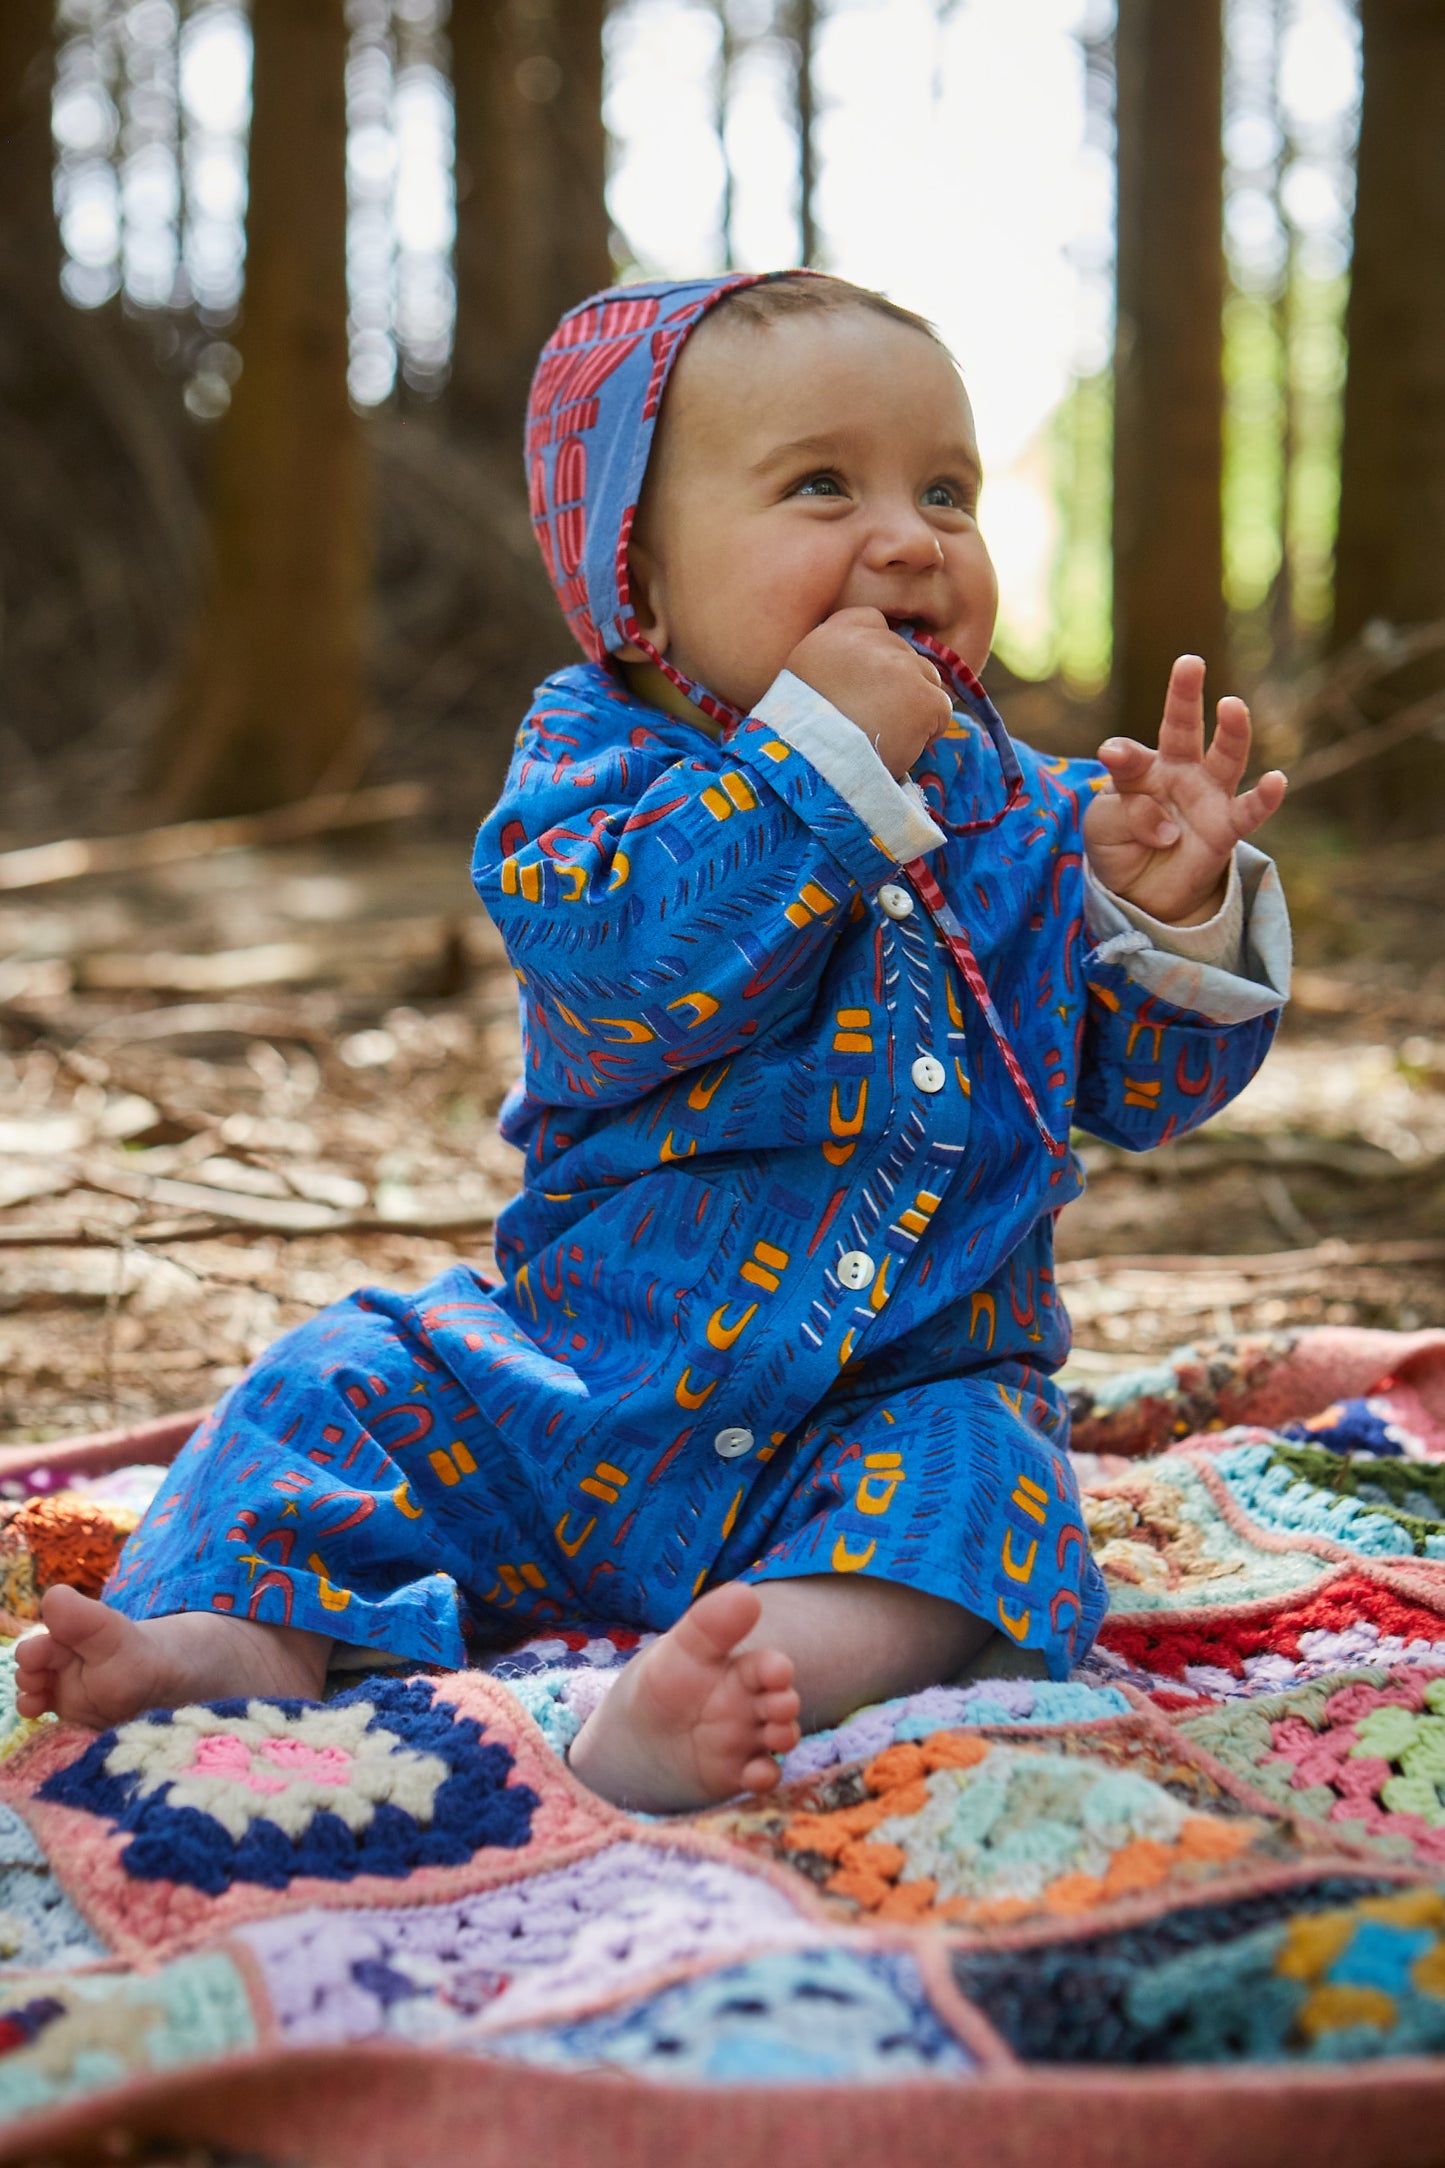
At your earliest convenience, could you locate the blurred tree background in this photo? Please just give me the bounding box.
[2,0,1442,844]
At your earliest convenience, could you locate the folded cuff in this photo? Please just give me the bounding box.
[751,671,947,865]
[1092,853,1245,969]
[1083,842,1292,1024]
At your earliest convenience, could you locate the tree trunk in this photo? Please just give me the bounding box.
[791,0,818,267]
[150,0,368,818]
[1330,0,1445,819]
[1111,0,1226,734]
[450,0,611,449]
[0,0,57,264]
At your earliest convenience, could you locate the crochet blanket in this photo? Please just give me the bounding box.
[0,1324,1443,2168]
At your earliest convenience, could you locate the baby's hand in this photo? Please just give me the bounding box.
[1083,655,1288,923]
[786,608,953,779]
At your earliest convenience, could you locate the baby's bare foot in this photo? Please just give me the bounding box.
[567,1581,801,1811]
[14,1586,330,1730]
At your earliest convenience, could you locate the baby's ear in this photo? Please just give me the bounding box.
[623,537,669,654]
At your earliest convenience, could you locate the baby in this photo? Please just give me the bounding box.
[17,272,1290,1811]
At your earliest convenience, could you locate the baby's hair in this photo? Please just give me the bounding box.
[703,271,953,357]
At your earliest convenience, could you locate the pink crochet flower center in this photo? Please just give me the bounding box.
[184,1731,355,1795]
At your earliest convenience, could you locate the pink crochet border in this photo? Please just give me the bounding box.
[3,2036,1445,2168]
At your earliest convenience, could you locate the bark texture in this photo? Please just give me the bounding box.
[1330,0,1445,817]
[450,0,611,449]
[1111,0,1227,734]
[152,0,369,817]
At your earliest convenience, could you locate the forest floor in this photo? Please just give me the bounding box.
[0,805,1442,1448]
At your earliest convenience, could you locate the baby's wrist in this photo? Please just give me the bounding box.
[1159,875,1230,928]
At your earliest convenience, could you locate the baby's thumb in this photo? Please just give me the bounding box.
[1096,736,1155,790]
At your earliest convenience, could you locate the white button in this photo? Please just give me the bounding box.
[836,1250,876,1290]
[911,1055,946,1094]
[714,1427,754,1459]
[878,883,914,920]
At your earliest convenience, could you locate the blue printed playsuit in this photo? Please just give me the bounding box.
[107,275,1286,1679]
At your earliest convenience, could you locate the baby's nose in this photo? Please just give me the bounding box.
[863,507,945,570]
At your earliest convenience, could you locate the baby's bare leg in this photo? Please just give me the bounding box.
[567,1575,992,1813]
[15,1586,331,1730]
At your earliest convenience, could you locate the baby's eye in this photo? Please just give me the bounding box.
[922,481,972,510]
[794,472,846,499]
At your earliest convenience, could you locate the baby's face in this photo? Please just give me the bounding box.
[625,305,998,716]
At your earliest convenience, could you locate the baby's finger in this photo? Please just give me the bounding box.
[1205,695,1253,791]
[1157,654,1207,766]
[1095,736,1156,792]
[1230,768,1288,836]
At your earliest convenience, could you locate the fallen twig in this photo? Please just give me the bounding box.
[72,913,500,996]
[1057,1236,1445,1282]
[0,1209,496,1248]
[0,783,430,894]
[77,1003,340,1047]
[1125,1133,1445,1183]
[1286,688,1445,792]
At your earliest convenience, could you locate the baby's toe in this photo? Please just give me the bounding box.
[738,1645,794,1694]
[738,1752,784,1794]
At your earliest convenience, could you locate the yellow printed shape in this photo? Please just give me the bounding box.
[670,990,720,1028]
[1010,1475,1048,1525]
[829,1080,869,1139]
[578,1459,630,1506]
[675,1366,719,1410]
[593,1016,656,1045]
[857,1452,905,1515]
[1126,1019,1166,1061]
[555,1511,597,1558]
[1001,1530,1038,1582]
[496,1561,548,1596]
[707,1301,759,1351]
[688,1060,731,1110]
[740,1239,790,1293]
[307,1553,352,1612]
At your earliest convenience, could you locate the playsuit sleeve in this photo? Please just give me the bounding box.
[1072,839,1292,1151]
[472,671,944,1106]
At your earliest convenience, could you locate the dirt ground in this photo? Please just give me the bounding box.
[0,807,1442,1448]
